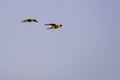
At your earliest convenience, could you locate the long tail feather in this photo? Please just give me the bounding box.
[47,27,53,29]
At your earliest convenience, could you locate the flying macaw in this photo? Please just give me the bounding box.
[22,18,38,23]
[45,23,62,29]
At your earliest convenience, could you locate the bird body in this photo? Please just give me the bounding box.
[45,23,62,29]
[22,18,38,23]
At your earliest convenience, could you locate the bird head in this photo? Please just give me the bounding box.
[59,24,62,27]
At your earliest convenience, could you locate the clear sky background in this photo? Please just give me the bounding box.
[0,0,120,80]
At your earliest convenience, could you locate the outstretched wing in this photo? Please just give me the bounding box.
[45,23,56,26]
[22,19,32,22]
[33,19,38,23]
[22,18,38,23]
[45,23,56,29]
[30,18,38,22]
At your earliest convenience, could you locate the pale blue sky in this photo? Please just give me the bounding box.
[0,0,120,80]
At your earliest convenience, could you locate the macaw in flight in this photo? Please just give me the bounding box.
[22,18,38,23]
[45,23,62,29]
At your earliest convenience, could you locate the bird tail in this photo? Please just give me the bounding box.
[45,24,51,26]
[22,20,25,22]
[22,20,28,23]
[47,27,53,29]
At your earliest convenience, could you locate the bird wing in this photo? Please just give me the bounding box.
[22,18,38,23]
[45,23,56,26]
[33,19,38,22]
[22,19,32,22]
[45,24,56,28]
